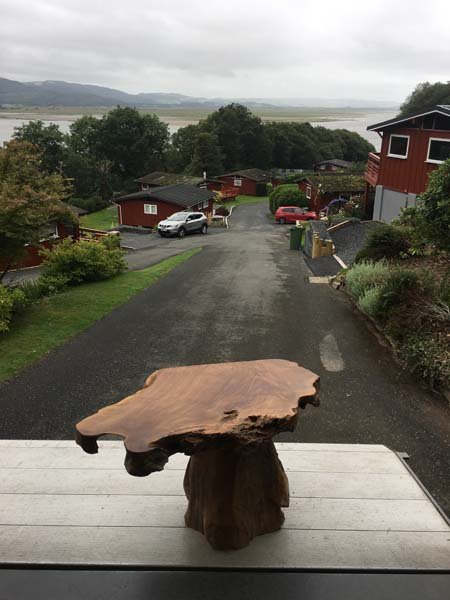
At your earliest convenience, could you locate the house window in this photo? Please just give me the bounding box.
[426,138,450,164]
[387,134,409,159]
[39,223,59,242]
[144,204,157,215]
[233,178,242,187]
[142,183,149,190]
[306,185,312,200]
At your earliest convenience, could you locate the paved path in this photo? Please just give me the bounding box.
[1,202,449,514]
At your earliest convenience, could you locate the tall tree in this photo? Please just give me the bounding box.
[202,103,271,170]
[0,141,75,279]
[188,132,223,177]
[97,107,169,185]
[400,81,450,117]
[167,125,199,173]
[13,120,65,174]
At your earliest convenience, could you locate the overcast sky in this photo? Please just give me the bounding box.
[0,0,448,102]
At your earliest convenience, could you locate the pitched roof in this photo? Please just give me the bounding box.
[296,173,365,193]
[218,168,272,181]
[135,171,204,186]
[367,105,450,132]
[115,184,216,208]
[315,159,353,168]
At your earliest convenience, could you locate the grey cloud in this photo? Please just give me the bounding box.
[0,0,448,101]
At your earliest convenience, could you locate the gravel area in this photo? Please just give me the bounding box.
[331,221,381,266]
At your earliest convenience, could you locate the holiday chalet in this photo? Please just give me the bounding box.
[365,105,450,222]
[115,184,216,228]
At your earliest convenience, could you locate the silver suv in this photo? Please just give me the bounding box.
[157,211,208,238]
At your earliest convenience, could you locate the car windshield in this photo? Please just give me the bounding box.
[167,213,187,221]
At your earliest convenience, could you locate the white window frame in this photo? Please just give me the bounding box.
[387,134,410,159]
[144,204,157,215]
[233,178,242,187]
[426,137,450,165]
[306,185,312,200]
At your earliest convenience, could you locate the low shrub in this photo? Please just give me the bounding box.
[355,224,410,262]
[40,237,126,286]
[401,334,450,389]
[70,196,109,214]
[357,286,383,319]
[214,205,230,216]
[269,184,308,214]
[0,285,27,332]
[345,260,390,300]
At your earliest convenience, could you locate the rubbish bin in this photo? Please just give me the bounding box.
[289,226,302,250]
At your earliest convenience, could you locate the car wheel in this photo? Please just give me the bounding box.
[307,217,313,221]
[178,227,186,238]
[200,224,208,235]
[279,217,286,224]
[158,232,165,237]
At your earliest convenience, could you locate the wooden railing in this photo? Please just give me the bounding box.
[364,152,380,187]
[79,227,119,240]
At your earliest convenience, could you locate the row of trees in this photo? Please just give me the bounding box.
[13,104,374,205]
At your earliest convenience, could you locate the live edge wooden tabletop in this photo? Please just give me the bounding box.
[76,359,320,550]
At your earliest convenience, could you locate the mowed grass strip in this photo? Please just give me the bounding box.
[80,206,119,230]
[224,195,269,209]
[0,248,201,383]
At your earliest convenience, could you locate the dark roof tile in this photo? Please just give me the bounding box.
[116,184,215,208]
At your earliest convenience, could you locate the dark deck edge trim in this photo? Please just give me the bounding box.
[394,452,450,528]
[1,565,450,574]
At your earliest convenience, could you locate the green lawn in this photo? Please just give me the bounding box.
[80,206,119,231]
[0,248,201,383]
[224,195,269,210]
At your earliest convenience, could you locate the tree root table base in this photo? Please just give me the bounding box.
[184,439,289,549]
[76,359,319,550]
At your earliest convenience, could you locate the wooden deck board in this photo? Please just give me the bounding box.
[0,441,448,570]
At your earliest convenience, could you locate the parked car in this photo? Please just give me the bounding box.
[275,206,318,224]
[158,211,208,238]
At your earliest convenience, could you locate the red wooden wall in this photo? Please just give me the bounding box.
[378,128,448,194]
[118,199,213,228]
[217,175,258,196]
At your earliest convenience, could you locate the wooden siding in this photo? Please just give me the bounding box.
[0,223,76,270]
[378,128,449,194]
[118,199,213,227]
[218,175,259,195]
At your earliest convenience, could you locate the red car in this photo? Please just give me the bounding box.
[275,206,318,224]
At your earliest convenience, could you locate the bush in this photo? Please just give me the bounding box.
[214,205,230,216]
[269,184,308,214]
[355,224,410,262]
[70,196,109,214]
[415,158,450,251]
[402,334,450,389]
[357,286,383,319]
[0,285,27,332]
[40,237,126,286]
[345,260,390,300]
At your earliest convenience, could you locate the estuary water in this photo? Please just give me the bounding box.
[0,110,394,150]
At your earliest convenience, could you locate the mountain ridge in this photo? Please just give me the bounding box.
[0,77,400,109]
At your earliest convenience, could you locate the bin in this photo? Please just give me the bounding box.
[289,226,303,250]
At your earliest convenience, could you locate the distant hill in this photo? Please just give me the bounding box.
[0,77,400,110]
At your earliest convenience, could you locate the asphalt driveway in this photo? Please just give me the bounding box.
[1,201,449,514]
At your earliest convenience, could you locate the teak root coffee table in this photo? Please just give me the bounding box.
[75,359,320,550]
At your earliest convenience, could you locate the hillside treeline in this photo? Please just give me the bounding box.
[12,103,374,206]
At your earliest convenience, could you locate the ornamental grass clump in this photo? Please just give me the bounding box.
[345,260,389,300]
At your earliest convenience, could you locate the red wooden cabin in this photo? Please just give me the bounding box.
[365,105,450,222]
[115,184,216,228]
[217,168,272,196]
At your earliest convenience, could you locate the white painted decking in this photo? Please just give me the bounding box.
[0,441,449,570]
